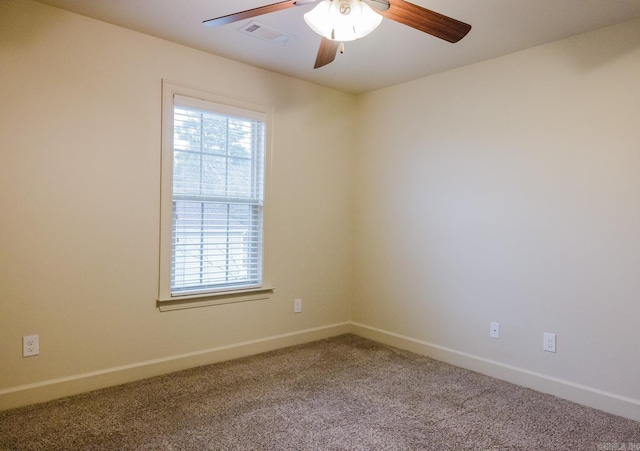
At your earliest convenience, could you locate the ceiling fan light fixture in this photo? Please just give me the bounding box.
[304,0,382,42]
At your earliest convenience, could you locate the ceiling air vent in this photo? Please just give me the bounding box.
[238,21,294,46]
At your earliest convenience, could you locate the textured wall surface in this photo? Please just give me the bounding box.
[354,18,640,406]
[0,0,354,401]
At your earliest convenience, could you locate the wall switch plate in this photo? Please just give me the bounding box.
[490,322,500,339]
[543,332,556,353]
[23,334,39,357]
[294,298,302,313]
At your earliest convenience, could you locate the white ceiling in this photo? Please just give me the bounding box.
[34,0,640,94]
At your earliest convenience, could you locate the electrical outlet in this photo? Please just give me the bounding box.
[490,322,500,339]
[294,298,302,313]
[543,332,556,353]
[23,334,39,357]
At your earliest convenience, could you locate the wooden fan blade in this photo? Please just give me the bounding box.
[203,0,299,27]
[378,0,471,43]
[314,38,340,69]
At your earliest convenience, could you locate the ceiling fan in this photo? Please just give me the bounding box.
[203,0,471,69]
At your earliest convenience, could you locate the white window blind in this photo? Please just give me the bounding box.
[169,94,266,296]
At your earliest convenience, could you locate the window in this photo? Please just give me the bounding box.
[159,82,272,308]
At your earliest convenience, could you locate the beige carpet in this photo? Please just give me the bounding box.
[1,334,638,450]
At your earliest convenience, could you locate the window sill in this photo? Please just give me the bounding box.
[157,287,275,312]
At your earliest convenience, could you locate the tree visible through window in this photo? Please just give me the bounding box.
[169,95,265,295]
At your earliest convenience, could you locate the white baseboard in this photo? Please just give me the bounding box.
[4,321,639,422]
[0,322,351,411]
[350,322,640,422]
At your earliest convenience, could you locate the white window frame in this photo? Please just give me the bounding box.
[158,80,273,310]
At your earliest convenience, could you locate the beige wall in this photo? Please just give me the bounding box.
[2,0,639,419]
[354,18,640,415]
[0,0,354,407]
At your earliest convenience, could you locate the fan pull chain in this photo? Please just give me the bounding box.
[340,42,345,53]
